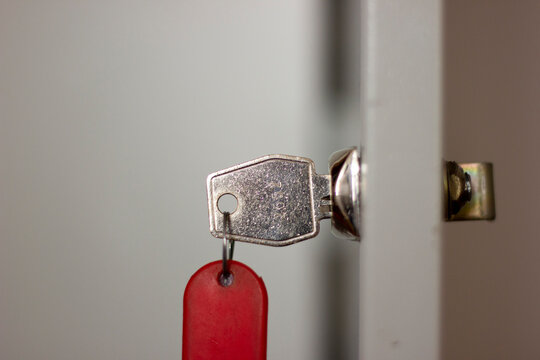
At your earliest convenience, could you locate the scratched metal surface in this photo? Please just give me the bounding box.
[207,155,331,246]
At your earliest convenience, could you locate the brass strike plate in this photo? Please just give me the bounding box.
[444,162,495,221]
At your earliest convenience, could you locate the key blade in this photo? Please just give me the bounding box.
[207,155,331,246]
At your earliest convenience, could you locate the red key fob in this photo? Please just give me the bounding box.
[182,260,268,360]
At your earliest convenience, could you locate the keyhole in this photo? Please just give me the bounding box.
[217,193,238,214]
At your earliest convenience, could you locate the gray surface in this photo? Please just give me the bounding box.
[443,1,540,359]
[0,1,360,359]
[358,0,442,359]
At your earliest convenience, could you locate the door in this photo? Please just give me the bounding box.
[359,0,442,359]
[0,1,357,359]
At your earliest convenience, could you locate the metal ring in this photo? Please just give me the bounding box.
[222,212,235,276]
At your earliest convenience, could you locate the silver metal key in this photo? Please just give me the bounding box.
[207,148,361,246]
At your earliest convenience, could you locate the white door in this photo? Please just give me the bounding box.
[0,2,355,359]
[359,0,441,359]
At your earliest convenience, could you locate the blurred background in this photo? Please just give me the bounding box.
[443,1,540,359]
[1,1,540,359]
[0,1,360,359]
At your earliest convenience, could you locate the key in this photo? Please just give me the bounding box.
[207,149,361,246]
[207,154,332,246]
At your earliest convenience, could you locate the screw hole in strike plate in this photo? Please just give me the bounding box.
[219,271,234,287]
[217,193,238,214]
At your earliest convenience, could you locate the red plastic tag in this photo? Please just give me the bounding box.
[182,260,268,360]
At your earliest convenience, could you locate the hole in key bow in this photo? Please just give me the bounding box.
[217,193,238,214]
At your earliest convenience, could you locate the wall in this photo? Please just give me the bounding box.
[443,1,540,359]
